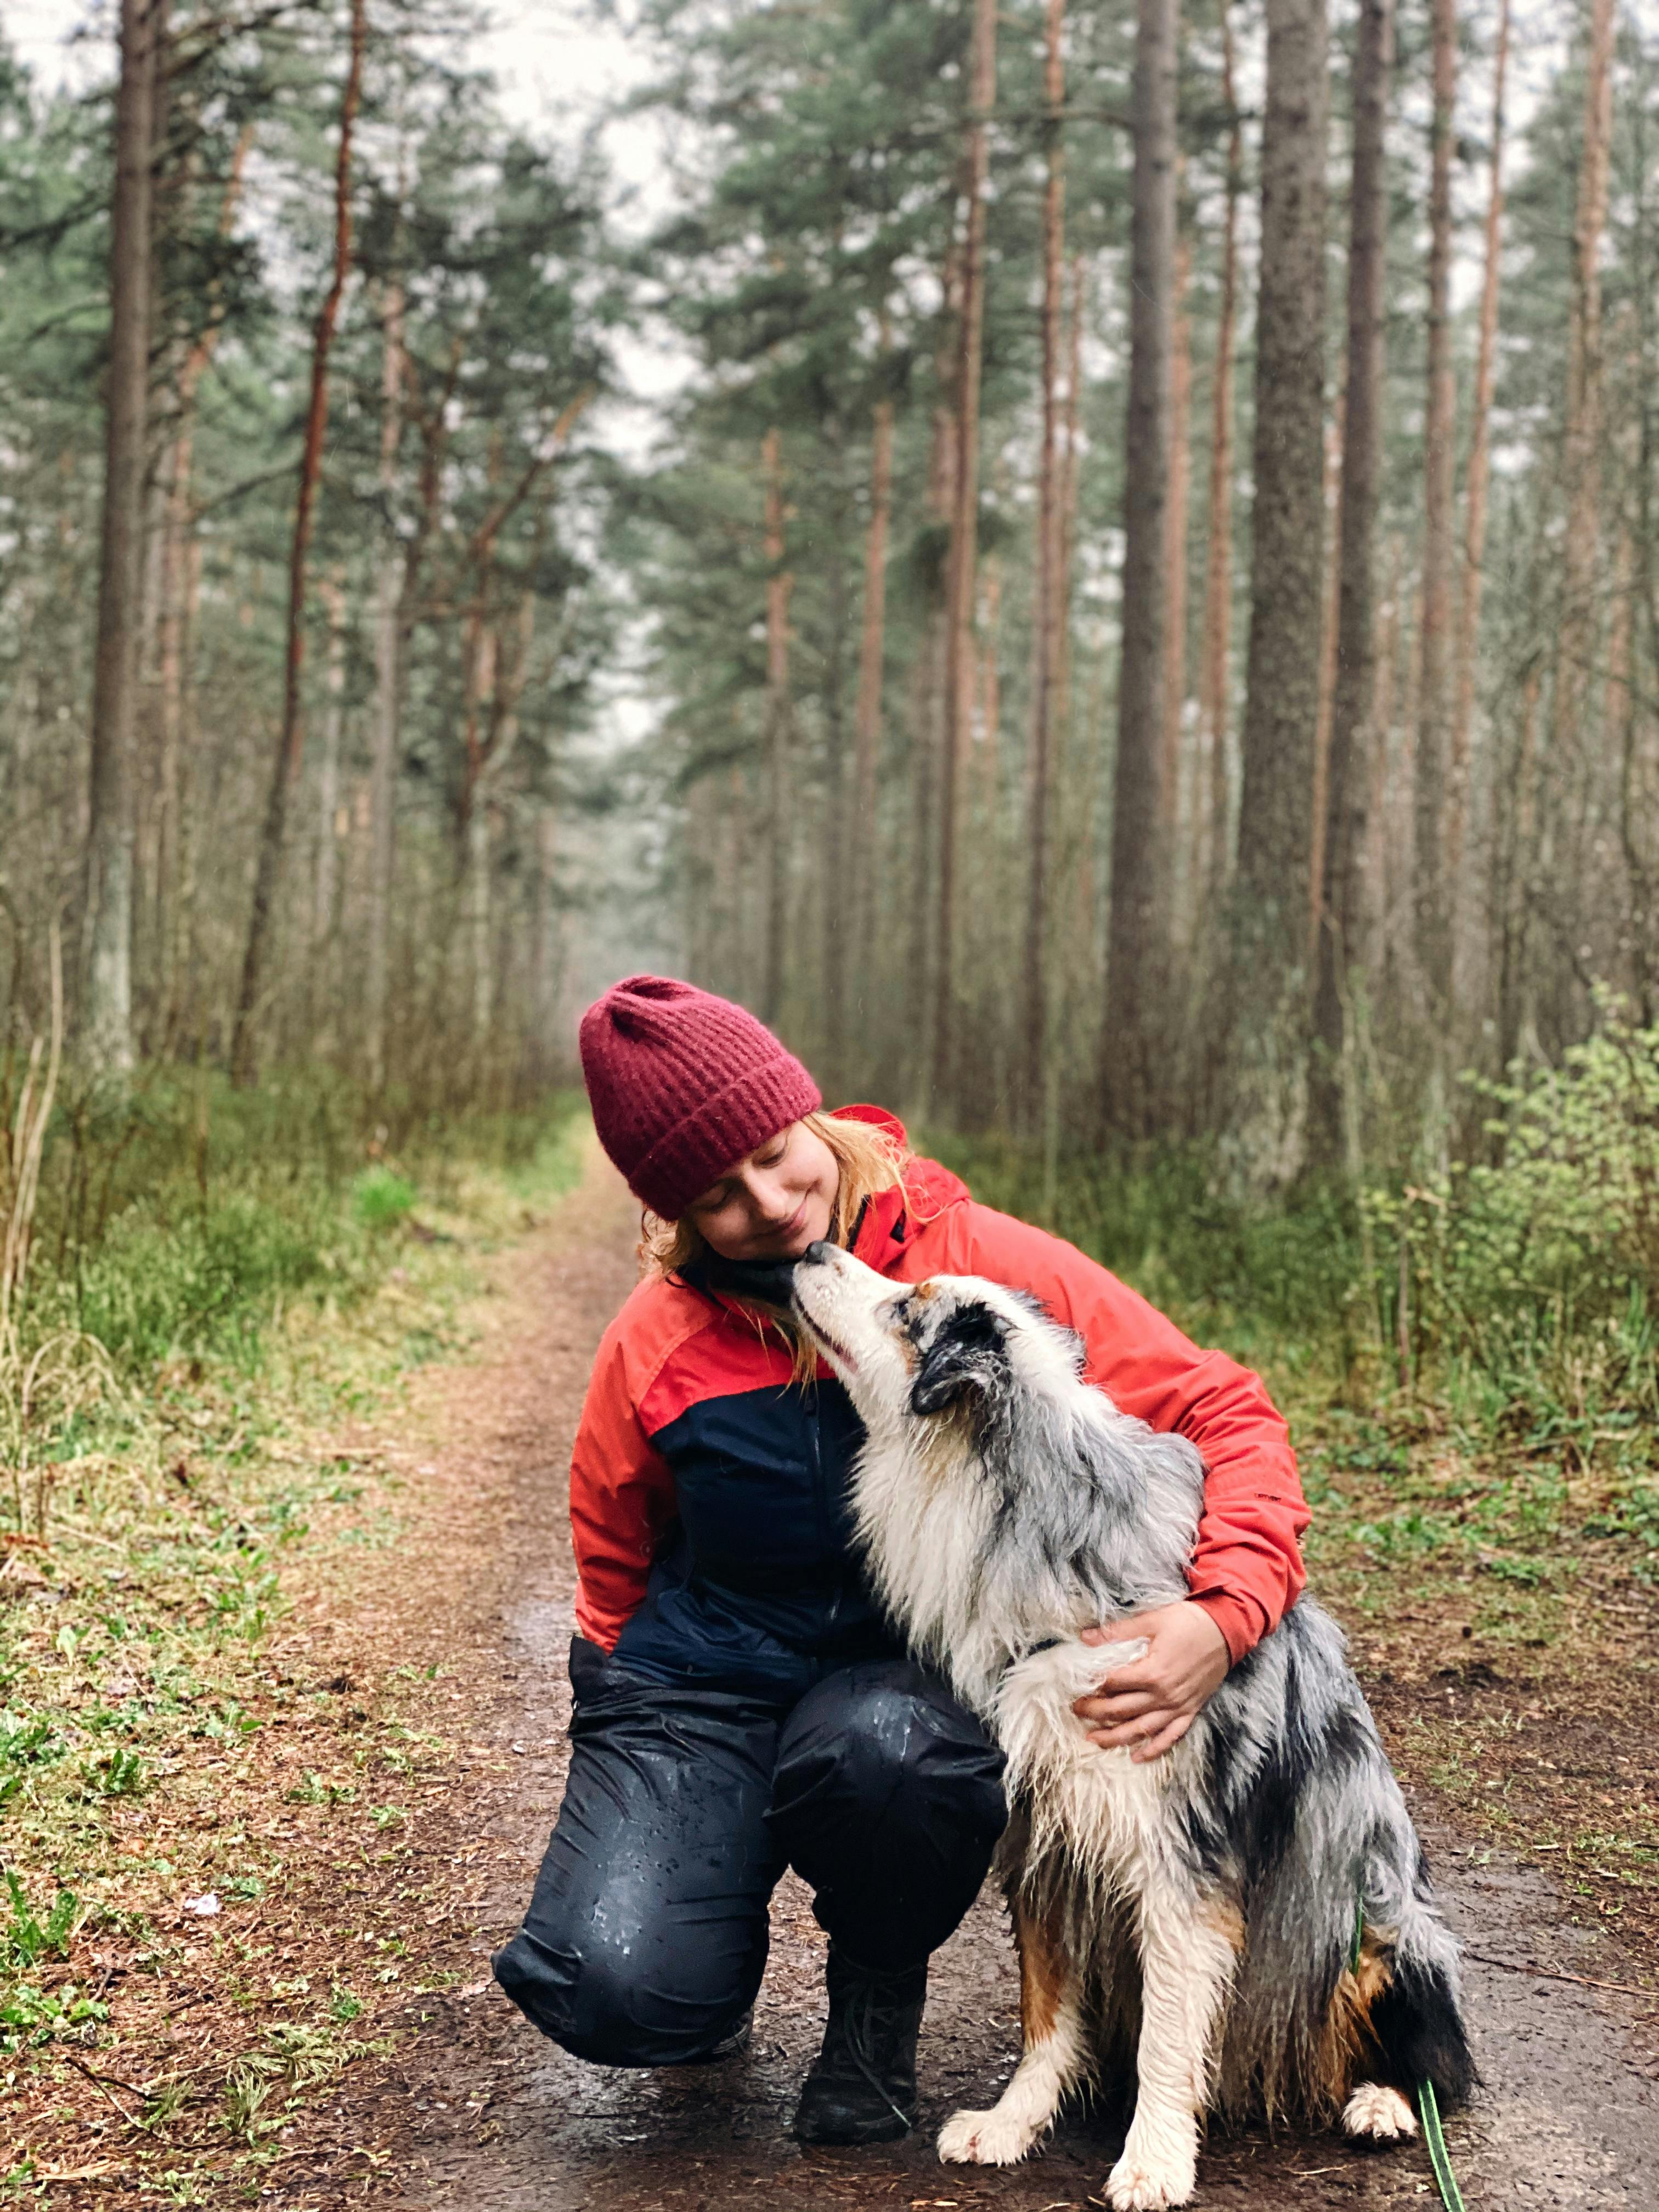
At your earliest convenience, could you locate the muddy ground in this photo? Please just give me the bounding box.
[24,1142,1656,2208]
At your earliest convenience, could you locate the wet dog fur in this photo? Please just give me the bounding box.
[790,1242,1474,2211]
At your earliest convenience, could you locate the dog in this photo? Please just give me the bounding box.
[789,1241,1474,2212]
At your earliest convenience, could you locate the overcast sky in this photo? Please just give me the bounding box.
[7,0,652,146]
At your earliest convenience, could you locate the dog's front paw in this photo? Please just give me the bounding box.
[1342,2082,1418,2141]
[938,2106,1041,2166]
[1105,2148,1197,2210]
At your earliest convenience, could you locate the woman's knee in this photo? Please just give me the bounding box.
[774,1663,1008,1867]
[493,1922,753,2068]
[771,1663,1007,1840]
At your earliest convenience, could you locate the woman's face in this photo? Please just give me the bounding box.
[684,1120,839,1263]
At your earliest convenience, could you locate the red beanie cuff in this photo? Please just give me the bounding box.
[628,1055,821,1221]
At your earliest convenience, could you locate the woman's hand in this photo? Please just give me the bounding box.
[1071,1601,1230,1762]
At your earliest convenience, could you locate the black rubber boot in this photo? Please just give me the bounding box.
[792,1947,926,2146]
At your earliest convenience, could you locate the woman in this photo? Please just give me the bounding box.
[493,974,1308,2147]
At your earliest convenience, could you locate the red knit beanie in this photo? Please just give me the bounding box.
[579,974,823,1220]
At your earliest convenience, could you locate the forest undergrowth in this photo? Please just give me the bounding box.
[0,1080,586,2196]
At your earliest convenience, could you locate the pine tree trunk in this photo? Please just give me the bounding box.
[761,425,794,1025]
[820,438,851,1089]
[366,267,407,1095]
[1200,4,1243,907]
[154,126,249,1054]
[979,554,1004,799]
[1222,0,1329,1185]
[84,0,159,1073]
[1414,0,1457,996]
[851,339,893,993]
[1445,0,1509,902]
[233,0,366,1086]
[1104,0,1179,1135]
[313,572,347,957]
[1160,190,1192,859]
[1311,0,1393,1164]
[1023,0,1066,1131]
[932,0,997,1107]
[1164,190,1198,968]
[1550,0,1615,821]
[1307,403,1345,962]
[907,300,960,1105]
[1056,253,1085,745]
[467,801,493,1046]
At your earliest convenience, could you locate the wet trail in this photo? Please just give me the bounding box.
[374,1145,1659,2212]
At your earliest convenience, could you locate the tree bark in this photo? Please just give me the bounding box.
[313,572,347,953]
[1222,0,1329,1185]
[1307,402,1345,961]
[84,0,159,1073]
[1104,0,1178,1135]
[932,0,997,1107]
[365,265,406,1095]
[1160,186,1193,856]
[1023,0,1066,1131]
[761,425,794,1026]
[1311,0,1394,1165]
[232,0,366,1085]
[1415,0,1458,1001]
[1200,4,1243,907]
[1444,0,1509,904]
[155,125,251,1051]
[1550,0,1615,816]
[820,429,852,1089]
[851,330,894,996]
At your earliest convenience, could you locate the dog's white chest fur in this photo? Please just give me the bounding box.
[995,1638,1182,1861]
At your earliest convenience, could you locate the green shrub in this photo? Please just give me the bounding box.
[1,1071,585,1387]
[930,1008,1659,1445]
[923,1131,1362,1347]
[352,1166,417,1230]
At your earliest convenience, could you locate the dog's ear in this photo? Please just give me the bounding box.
[911,1300,1006,1417]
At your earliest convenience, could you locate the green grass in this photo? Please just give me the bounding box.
[0,1076,588,2083]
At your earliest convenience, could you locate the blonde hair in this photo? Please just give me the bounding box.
[639,1111,909,1380]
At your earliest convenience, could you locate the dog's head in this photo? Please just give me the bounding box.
[790,1240,1082,1441]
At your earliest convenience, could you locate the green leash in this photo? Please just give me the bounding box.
[1351,1893,1468,2210]
[1418,2078,1467,2212]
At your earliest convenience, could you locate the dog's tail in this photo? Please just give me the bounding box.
[1366,1847,1477,2107]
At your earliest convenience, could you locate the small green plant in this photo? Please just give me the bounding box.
[351,1166,416,1231]
[79,1746,148,1797]
[284,1771,354,1807]
[2,1874,79,1970]
[0,1980,106,2053]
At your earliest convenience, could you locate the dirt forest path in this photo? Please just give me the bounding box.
[316,1138,1659,2212]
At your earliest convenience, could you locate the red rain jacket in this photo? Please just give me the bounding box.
[571,1108,1308,1683]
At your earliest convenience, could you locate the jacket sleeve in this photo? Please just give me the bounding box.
[568,1314,678,1651]
[950,1203,1309,1665]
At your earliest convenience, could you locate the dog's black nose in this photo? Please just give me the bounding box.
[800,1240,834,1266]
